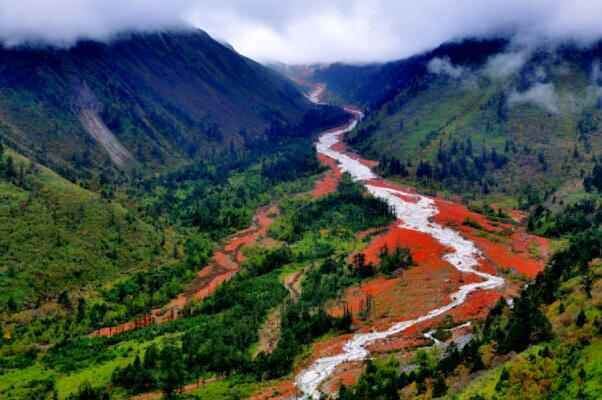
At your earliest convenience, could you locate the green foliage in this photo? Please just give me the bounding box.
[110,270,288,394]
[270,173,395,241]
[0,31,312,179]
[468,203,512,223]
[66,382,110,400]
[326,39,602,201]
[0,151,164,311]
[378,245,413,275]
[97,235,212,325]
[528,197,602,237]
[463,218,484,229]
[255,256,361,379]
[338,359,403,400]
[410,140,508,191]
[43,338,116,373]
[137,138,326,239]
[584,162,602,192]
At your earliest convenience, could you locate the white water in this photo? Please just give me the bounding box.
[307,85,325,104]
[295,92,504,399]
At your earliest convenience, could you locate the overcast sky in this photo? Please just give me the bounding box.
[2,0,602,64]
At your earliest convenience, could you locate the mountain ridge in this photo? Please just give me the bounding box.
[0,28,311,181]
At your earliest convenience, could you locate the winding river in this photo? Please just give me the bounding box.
[294,89,505,399]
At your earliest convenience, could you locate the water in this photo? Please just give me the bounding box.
[295,95,504,399]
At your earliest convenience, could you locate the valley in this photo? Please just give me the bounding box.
[0,20,601,400]
[246,85,547,399]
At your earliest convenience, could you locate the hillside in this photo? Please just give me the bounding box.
[0,29,310,181]
[311,39,602,204]
[0,143,172,312]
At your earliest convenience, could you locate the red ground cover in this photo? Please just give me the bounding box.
[360,223,451,267]
[311,171,338,198]
[248,381,297,400]
[432,198,506,232]
[325,361,364,393]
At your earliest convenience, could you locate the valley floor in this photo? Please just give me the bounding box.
[248,86,547,399]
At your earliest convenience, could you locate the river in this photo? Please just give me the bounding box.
[294,87,505,399]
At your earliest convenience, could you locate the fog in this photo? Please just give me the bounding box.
[3,1,602,63]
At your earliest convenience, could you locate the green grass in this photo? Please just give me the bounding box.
[451,262,602,399]
[0,150,170,310]
[0,334,180,399]
[191,376,274,400]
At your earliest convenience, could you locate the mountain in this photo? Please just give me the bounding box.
[0,29,311,181]
[0,144,170,313]
[312,38,505,108]
[311,38,602,203]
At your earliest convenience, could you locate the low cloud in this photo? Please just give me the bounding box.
[483,50,530,79]
[508,82,559,113]
[3,1,602,63]
[589,61,602,105]
[427,57,468,79]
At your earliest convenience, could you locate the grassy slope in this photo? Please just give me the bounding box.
[313,41,602,204]
[0,149,169,310]
[451,263,602,399]
[347,67,600,199]
[0,333,180,399]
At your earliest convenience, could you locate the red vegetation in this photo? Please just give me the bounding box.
[360,223,451,267]
[431,198,547,279]
[312,171,338,198]
[325,362,364,393]
[248,381,297,400]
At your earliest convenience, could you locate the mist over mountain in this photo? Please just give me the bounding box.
[310,36,602,200]
[4,1,602,63]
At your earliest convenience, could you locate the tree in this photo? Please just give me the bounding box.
[495,367,510,392]
[379,245,413,275]
[143,343,159,369]
[416,160,433,180]
[159,343,186,397]
[58,290,72,311]
[66,382,109,400]
[7,295,18,312]
[432,374,448,397]
[4,156,16,179]
[584,163,602,192]
[582,269,595,298]
[353,252,366,270]
[76,298,86,321]
[576,310,587,328]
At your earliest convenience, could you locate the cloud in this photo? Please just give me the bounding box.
[589,60,602,105]
[2,1,602,63]
[508,83,559,113]
[483,50,530,79]
[0,0,189,47]
[427,57,468,79]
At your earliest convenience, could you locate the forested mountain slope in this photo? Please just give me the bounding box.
[312,39,602,203]
[0,29,310,181]
[0,141,172,321]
